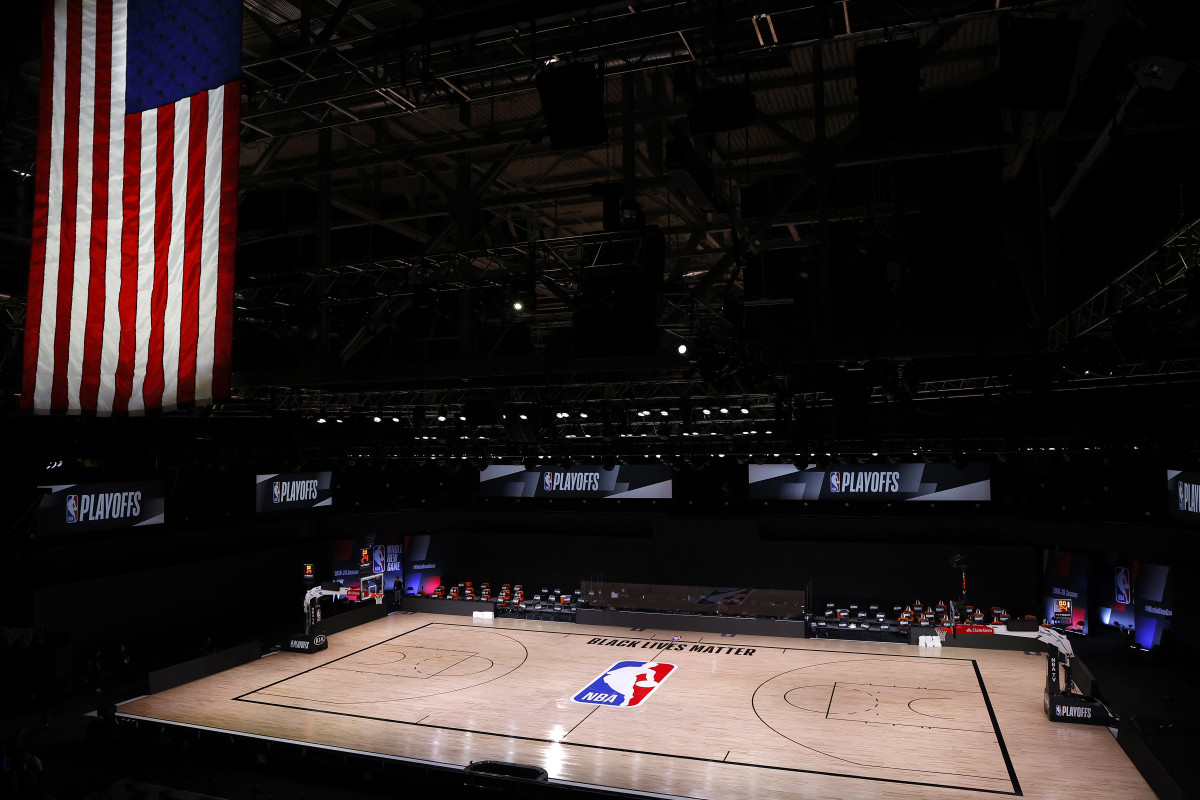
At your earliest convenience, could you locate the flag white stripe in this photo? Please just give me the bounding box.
[161,97,189,409]
[195,85,223,405]
[96,0,127,415]
[129,108,155,413]
[34,0,70,413]
[65,0,98,412]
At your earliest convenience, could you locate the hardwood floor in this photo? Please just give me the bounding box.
[117,613,1155,799]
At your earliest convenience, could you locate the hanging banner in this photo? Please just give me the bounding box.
[479,465,672,499]
[255,471,334,512]
[37,481,165,534]
[748,463,990,501]
[1167,469,1200,522]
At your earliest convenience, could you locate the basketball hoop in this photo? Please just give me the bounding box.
[937,628,948,644]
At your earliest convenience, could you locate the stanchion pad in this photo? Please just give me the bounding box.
[286,633,329,654]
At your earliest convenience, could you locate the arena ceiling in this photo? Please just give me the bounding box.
[1,0,1199,467]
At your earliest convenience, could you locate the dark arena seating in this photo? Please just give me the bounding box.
[4,5,1200,800]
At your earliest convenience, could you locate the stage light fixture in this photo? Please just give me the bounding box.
[519,413,528,420]
[437,413,447,422]
[720,407,729,414]
[702,409,711,415]
[392,417,400,423]
[373,416,382,423]
[336,419,343,423]
[580,412,588,419]
[741,408,750,414]
[317,418,326,423]
[678,344,688,355]
[660,410,668,417]
[459,415,467,421]
[513,301,524,311]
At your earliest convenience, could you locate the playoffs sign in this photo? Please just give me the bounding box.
[749,462,991,501]
[479,465,672,499]
[1167,469,1200,522]
[37,480,165,534]
[256,471,333,512]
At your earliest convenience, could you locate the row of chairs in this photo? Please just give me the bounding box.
[822,599,1036,629]
[426,582,583,610]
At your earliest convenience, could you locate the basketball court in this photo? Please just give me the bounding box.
[116,613,1154,799]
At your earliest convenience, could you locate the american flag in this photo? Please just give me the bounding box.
[21,0,240,414]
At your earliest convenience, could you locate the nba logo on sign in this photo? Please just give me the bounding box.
[372,546,385,574]
[65,494,78,523]
[544,472,553,491]
[272,482,281,503]
[573,661,675,708]
[829,472,841,492]
[1115,567,1132,605]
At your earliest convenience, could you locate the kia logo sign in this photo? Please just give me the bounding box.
[313,635,327,646]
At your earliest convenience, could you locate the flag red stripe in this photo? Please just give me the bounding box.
[80,0,113,412]
[213,80,239,400]
[20,0,57,412]
[179,92,207,406]
[144,104,173,411]
[50,0,83,413]
[113,113,140,414]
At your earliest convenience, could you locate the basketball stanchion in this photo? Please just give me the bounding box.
[285,573,385,654]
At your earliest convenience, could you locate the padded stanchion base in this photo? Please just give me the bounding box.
[285,633,329,654]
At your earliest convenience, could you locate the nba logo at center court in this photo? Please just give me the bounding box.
[272,482,281,503]
[573,661,675,708]
[65,494,78,523]
[544,472,553,491]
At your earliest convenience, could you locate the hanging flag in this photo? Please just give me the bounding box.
[22,0,240,414]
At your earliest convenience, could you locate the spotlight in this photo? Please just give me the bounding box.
[579,412,588,419]
[720,407,729,414]
[741,408,750,415]
[392,417,400,423]
[317,418,327,424]
[660,410,668,417]
[513,301,524,311]
[459,415,467,421]
[437,413,447,422]
[519,413,528,420]
[677,344,688,355]
[702,408,711,416]
[373,416,382,423]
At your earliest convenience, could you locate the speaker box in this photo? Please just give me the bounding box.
[743,250,799,301]
[688,84,757,135]
[536,63,607,149]
[855,39,920,132]
[999,17,1083,111]
[572,274,658,358]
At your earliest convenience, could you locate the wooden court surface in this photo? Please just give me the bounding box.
[117,613,1154,800]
